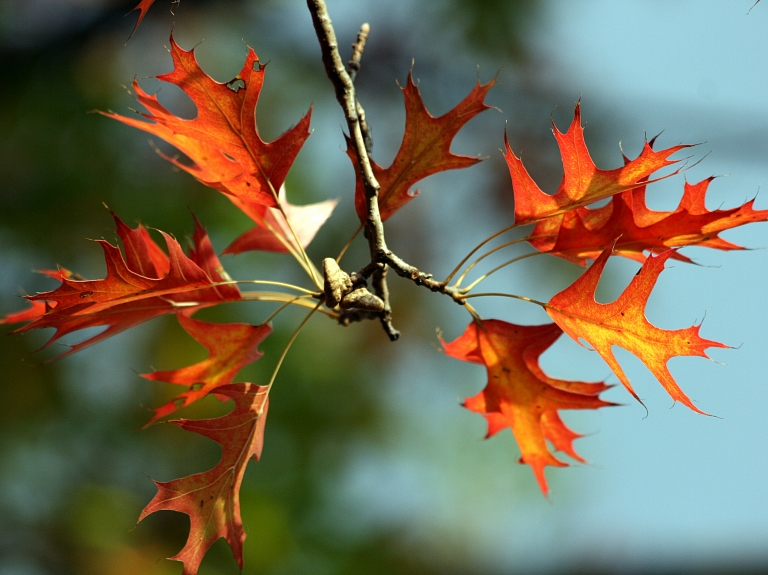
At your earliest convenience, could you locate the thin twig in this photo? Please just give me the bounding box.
[347,23,373,154]
[371,265,399,340]
[347,23,370,82]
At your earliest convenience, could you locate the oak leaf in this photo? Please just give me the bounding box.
[129,0,156,38]
[13,215,240,358]
[224,184,337,254]
[442,320,612,496]
[546,242,728,414]
[348,72,495,222]
[143,315,272,425]
[140,383,268,575]
[1,300,49,326]
[505,103,689,225]
[529,177,768,265]
[1,269,73,326]
[104,35,311,210]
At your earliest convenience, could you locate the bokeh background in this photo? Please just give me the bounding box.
[2,1,768,573]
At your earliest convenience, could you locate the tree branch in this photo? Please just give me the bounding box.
[347,23,373,155]
[307,0,465,340]
[307,0,386,264]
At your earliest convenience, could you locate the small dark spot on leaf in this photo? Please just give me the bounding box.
[200,500,204,508]
[79,291,93,298]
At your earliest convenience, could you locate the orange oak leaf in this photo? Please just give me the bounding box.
[1,300,49,325]
[143,315,272,425]
[529,177,768,265]
[140,383,268,575]
[14,216,240,358]
[129,0,156,38]
[348,71,495,222]
[113,212,241,306]
[180,215,242,305]
[104,35,311,209]
[1,269,72,325]
[442,320,612,496]
[505,103,689,225]
[546,242,728,414]
[224,184,337,254]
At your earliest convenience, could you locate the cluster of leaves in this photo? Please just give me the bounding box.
[4,1,767,573]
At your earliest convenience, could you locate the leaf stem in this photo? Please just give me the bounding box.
[261,295,309,325]
[459,292,549,308]
[442,222,523,285]
[454,237,543,288]
[264,302,322,394]
[460,251,545,292]
[336,224,363,264]
[239,291,337,317]
[462,301,484,324]
[229,279,317,294]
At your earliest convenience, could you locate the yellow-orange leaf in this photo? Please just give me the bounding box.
[505,103,689,224]
[546,242,728,414]
[442,320,612,496]
[529,177,768,266]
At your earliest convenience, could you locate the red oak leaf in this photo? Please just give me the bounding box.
[129,0,156,38]
[140,383,268,575]
[348,72,495,222]
[114,212,240,307]
[180,215,242,304]
[104,35,311,209]
[529,177,768,265]
[546,242,728,414]
[224,184,337,254]
[1,300,49,325]
[113,214,170,278]
[143,315,272,425]
[505,103,689,224]
[442,320,612,496]
[1,269,73,326]
[14,216,240,358]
